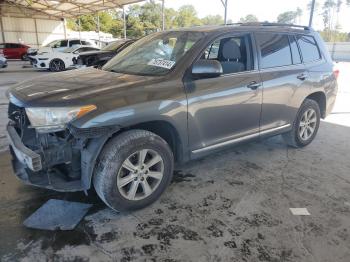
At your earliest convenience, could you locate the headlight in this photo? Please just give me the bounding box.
[25,105,96,133]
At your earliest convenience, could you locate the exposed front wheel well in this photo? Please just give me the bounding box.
[118,121,183,163]
[305,92,326,118]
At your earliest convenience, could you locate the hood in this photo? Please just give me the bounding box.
[8,67,159,107]
[36,47,54,54]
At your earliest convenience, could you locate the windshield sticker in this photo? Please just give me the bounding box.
[147,58,175,69]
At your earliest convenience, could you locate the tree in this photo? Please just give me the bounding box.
[307,0,320,12]
[165,8,178,29]
[201,15,224,25]
[322,0,337,30]
[277,11,298,24]
[295,7,303,24]
[175,5,202,27]
[239,14,258,23]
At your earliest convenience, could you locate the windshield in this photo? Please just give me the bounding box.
[44,40,58,47]
[102,40,127,51]
[103,31,205,76]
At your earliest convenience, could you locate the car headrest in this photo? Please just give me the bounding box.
[222,40,241,60]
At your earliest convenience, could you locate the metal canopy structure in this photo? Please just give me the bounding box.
[0,0,146,19]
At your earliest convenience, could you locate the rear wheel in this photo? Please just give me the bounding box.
[283,99,321,148]
[49,59,65,72]
[93,130,174,211]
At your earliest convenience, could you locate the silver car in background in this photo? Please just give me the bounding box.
[0,53,7,69]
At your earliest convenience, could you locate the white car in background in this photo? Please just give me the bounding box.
[27,38,98,56]
[29,46,99,72]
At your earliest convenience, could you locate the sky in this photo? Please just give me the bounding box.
[163,0,350,32]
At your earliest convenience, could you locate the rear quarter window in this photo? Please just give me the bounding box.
[296,35,321,63]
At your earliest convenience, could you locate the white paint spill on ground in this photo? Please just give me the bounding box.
[289,208,311,216]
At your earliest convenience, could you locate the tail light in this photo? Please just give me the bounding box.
[333,69,340,80]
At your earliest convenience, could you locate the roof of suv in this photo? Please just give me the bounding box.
[171,23,313,34]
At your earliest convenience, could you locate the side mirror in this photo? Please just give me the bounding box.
[192,59,223,78]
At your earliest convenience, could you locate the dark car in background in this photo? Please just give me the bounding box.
[74,39,136,68]
[7,23,337,211]
[0,43,30,60]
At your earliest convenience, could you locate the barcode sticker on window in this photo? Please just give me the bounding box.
[147,58,175,69]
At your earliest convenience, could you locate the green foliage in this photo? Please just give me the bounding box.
[277,11,298,24]
[319,30,350,41]
[65,1,350,41]
[175,5,202,27]
[239,14,258,23]
[201,15,224,25]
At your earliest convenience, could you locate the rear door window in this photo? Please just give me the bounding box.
[255,33,292,69]
[296,35,321,63]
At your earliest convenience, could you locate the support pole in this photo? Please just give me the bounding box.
[123,5,126,39]
[161,0,165,30]
[78,18,81,40]
[34,18,39,48]
[97,13,100,41]
[309,0,316,27]
[62,18,67,39]
[0,16,5,43]
[220,0,228,25]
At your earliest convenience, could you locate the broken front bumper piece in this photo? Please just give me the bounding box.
[7,123,42,172]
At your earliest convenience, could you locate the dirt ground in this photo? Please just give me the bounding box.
[0,61,349,262]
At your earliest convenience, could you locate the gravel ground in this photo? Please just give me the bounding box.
[0,61,349,262]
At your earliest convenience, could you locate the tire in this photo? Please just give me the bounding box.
[21,54,27,61]
[283,99,321,148]
[49,59,65,72]
[93,130,174,211]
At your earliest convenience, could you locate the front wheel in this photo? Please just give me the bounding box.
[49,59,65,72]
[93,130,174,211]
[283,99,321,148]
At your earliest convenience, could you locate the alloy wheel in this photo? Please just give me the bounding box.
[298,108,317,141]
[117,149,164,201]
[51,60,64,71]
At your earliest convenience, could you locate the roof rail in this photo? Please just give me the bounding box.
[225,22,310,31]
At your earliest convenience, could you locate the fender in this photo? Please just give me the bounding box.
[80,135,113,191]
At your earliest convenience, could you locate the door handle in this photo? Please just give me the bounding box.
[297,73,308,81]
[247,81,261,90]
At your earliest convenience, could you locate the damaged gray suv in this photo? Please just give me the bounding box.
[7,23,337,211]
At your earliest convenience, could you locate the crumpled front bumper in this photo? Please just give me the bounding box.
[7,122,85,192]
